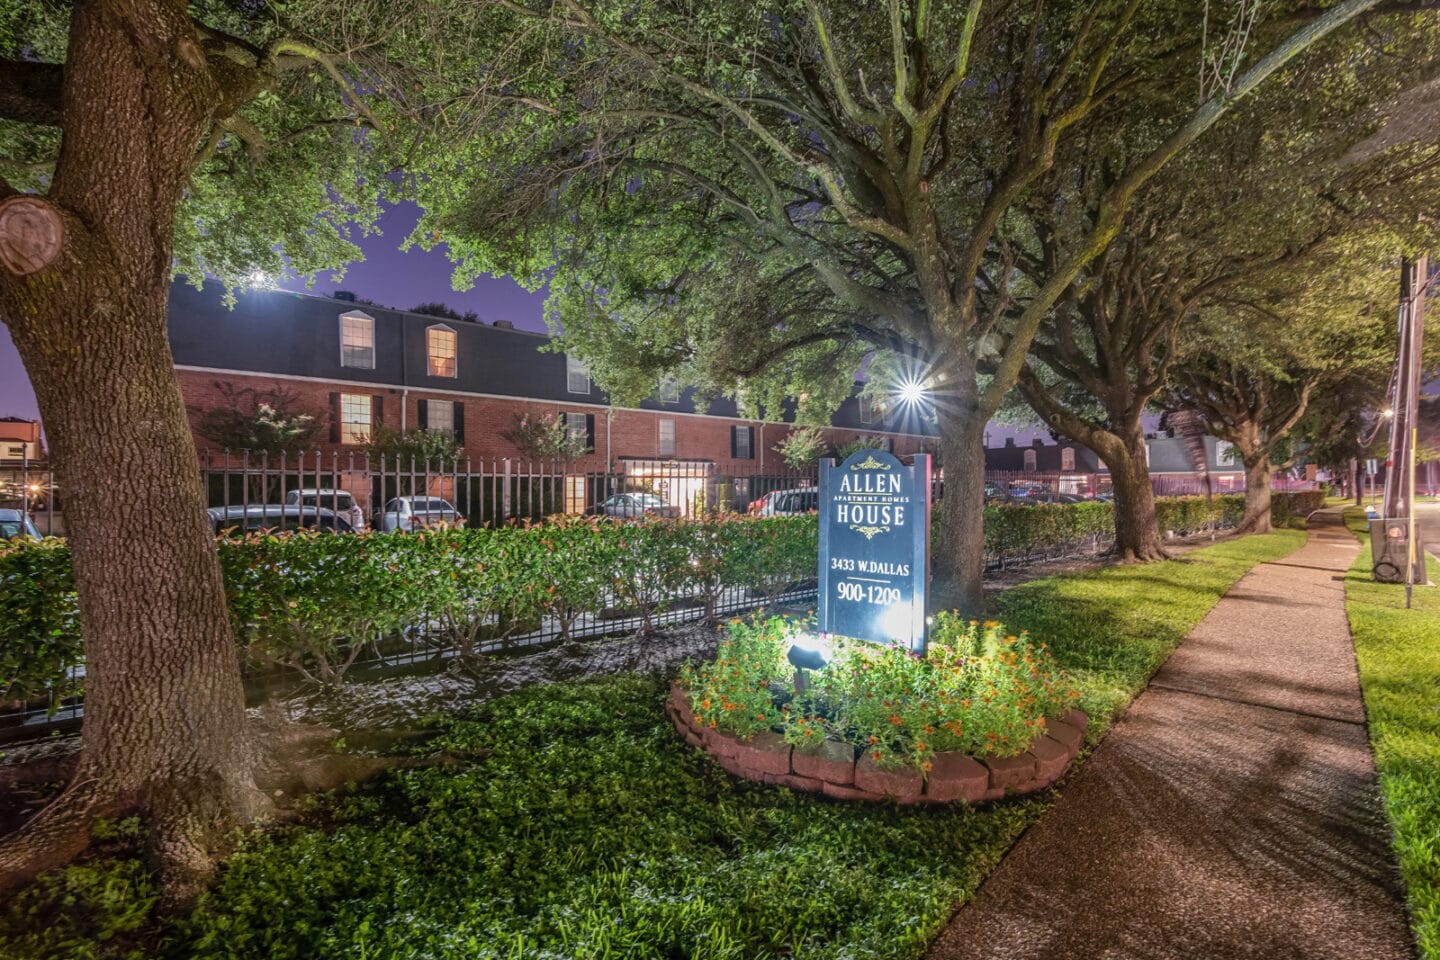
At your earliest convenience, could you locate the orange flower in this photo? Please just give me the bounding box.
[889,714,903,725]
[868,735,880,745]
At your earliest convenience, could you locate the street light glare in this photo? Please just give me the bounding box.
[897,379,926,406]
[1383,407,1395,418]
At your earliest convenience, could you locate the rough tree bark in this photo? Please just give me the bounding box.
[1240,450,1275,534]
[934,409,989,615]
[0,0,268,900]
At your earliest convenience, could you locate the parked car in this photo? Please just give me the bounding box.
[747,491,773,515]
[285,488,366,532]
[207,505,353,537]
[0,508,41,539]
[757,488,819,516]
[587,493,680,519]
[376,496,465,532]
[1014,491,1088,505]
[1007,480,1050,497]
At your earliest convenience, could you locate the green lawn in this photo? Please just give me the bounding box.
[1343,506,1440,958]
[0,530,1305,960]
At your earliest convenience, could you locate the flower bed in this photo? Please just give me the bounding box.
[675,615,1088,803]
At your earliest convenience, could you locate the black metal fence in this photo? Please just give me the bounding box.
[197,449,820,530]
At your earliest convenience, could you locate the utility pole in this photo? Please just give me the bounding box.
[1378,255,1430,601]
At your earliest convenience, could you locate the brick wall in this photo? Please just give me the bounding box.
[176,368,934,470]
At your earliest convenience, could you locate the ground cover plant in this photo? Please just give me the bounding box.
[0,529,1306,960]
[682,615,1079,770]
[1342,507,1440,958]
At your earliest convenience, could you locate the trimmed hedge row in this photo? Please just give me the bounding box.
[0,491,1324,703]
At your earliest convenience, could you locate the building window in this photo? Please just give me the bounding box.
[1215,440,1235,466]
[567,355,590,394]
[427,399,454,435]
[859,394,877,425]
[659,419,676,457]
[562,412,588,448]
[340,394,372,444]
[340,311,375,369]
[659,377,680,404]
[732,425,753,460]
[1061,447,1075,471]
[427,325,457,378]
[1023,448,1037,472]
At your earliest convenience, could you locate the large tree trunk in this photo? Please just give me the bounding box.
[0,0,266,900]
[1105,424,1168,563]
[933,409,987,615]
[1240,454,1274,534]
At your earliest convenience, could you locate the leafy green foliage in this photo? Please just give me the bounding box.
[1,495,1320,696]
[775,426,830,469]
[682,615,1078,770]
[0,537,78,704]
[1343,508,1440,958]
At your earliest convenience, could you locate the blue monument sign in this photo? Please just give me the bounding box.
[818,450,931,652]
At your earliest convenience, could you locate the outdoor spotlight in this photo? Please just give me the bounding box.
[1383,408,1395,418]
[786,632,831,672]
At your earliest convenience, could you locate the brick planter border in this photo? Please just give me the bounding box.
[666,682,1088,805]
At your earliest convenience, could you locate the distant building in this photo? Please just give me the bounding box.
[982,433,1246,493]
[0,417,43,460]
[166,281,938,514]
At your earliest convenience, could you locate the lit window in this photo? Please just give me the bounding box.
[659,377,680,403]
[859,395,877,425]
[1023,448,1037,472]
[427,325,457,378]
[659,419,676,457]
[340,394,372,444]
[1061,447,1075,471]
[427,400,454,435]
[340,312,375,369]
[567,355,590,394]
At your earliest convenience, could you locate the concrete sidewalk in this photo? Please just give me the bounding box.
[928,510,1414,960]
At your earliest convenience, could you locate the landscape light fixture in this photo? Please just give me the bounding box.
[786,631,831,672]
[1384,407,1395,418]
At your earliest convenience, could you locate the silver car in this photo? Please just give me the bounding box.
[377,496,464,532]
[285,488,367,532]
[0,508,41,539]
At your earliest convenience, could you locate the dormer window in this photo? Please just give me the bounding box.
[659,376,680,404]
[1061,447,1076,471]
[339,311,375,369]
[427,325,457,378]
[1024,448,1037,472]
[859,395,877,425]
[567,354,591,394]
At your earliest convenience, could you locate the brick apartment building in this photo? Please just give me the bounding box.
[167,281,936,514]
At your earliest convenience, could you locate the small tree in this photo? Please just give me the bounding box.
[192,384,324,455]
[500,412,590,459]
[366,428,463,468]
[775,426,828,469]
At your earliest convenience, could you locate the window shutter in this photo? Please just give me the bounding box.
[329,393,340,443]
[372,395,384,428]
[585,414,596,452]
[730,426,739,459]
[418,399,428,430]
[453,402,465,443]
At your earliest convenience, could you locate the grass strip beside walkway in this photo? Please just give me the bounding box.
[1343,506,1440,958]
[0,530,1305,960]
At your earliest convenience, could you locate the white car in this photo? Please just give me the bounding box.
[377,496,464,532]
[286,488,366,532]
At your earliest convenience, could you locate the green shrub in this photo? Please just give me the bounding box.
[0,538,79,705]
[680,614,1079,770]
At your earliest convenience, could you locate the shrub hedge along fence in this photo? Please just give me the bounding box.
[0,491,1324,704]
